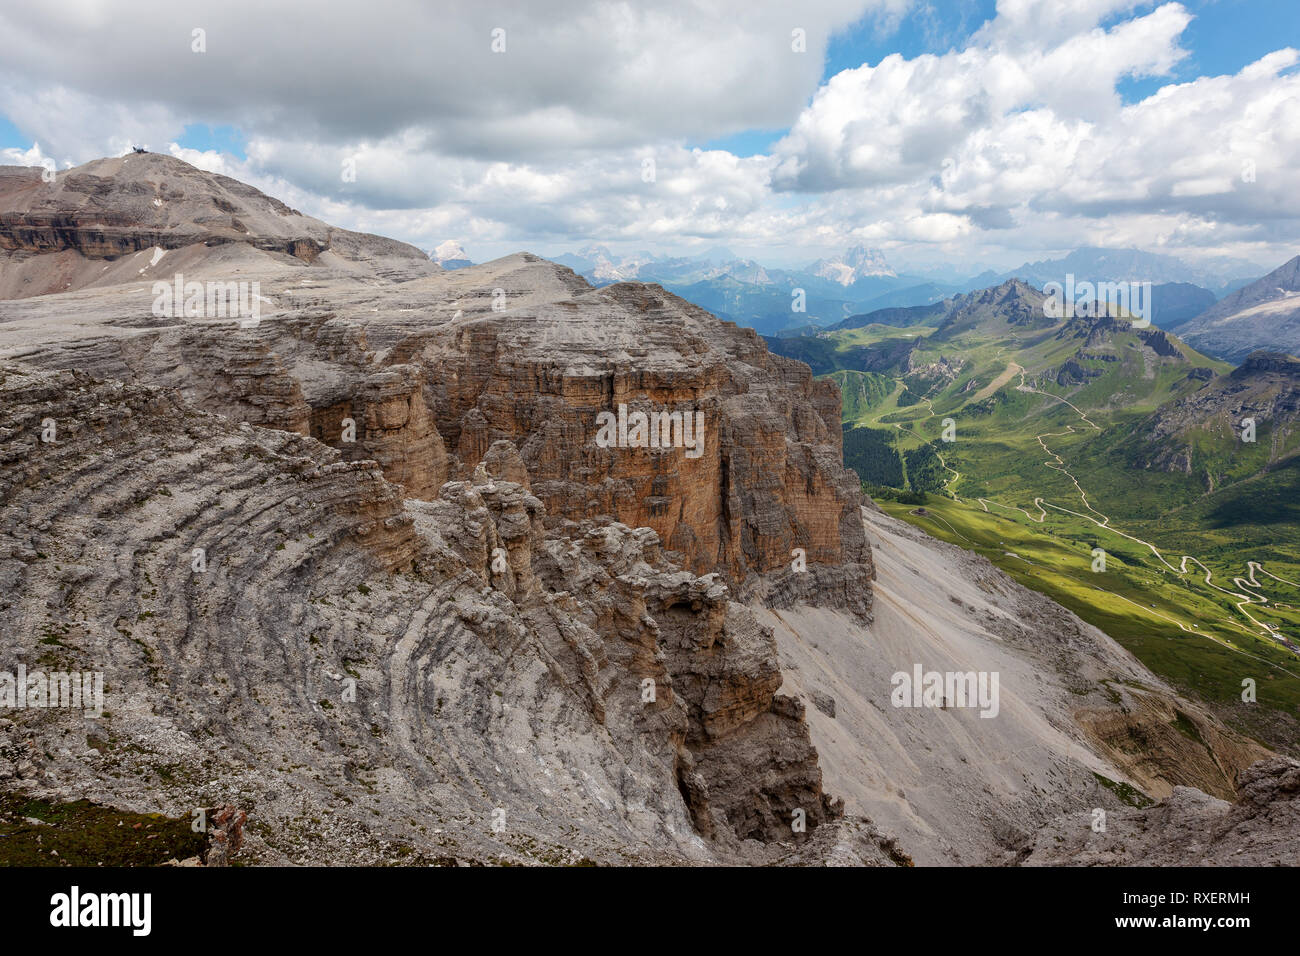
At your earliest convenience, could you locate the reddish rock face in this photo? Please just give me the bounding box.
[377,261,873,607]
[312,364,447,501]
[2,249,872,612]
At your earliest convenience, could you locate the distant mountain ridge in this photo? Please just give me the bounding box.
[809,244,896,286]
[431,239,472,269]
[990,246,1261,296]
[530,243,1269,343]
[1170,256,1300,362]
[536,244,954,336]
[424,241,1289,359]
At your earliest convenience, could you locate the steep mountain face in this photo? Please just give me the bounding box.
[1129,350,1300,475]
[809,245,896,286]
[0,154,436,299]
[1173,255,1300,362]
[1,155,1293,866]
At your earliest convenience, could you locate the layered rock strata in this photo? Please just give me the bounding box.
[0,364,876,864]
[1,213,874,615]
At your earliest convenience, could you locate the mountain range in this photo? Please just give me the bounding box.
[978,246,1262,296]
[1164,256,1300,362]
[1,153,1296,867]
[434,240,1285,355]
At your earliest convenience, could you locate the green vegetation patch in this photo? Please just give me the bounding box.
[843,425,904,486]
[1091,772,1155,809]
[0,792,205,866]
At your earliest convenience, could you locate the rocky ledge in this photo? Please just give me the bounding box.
[0,363,890,864]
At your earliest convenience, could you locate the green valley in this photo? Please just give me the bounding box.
[770,281,1300,750]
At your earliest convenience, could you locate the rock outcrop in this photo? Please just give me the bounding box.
[0,162,873,616]
[1010,757,1300,865]
[0,362,874,864]
[1130,350,1300,474]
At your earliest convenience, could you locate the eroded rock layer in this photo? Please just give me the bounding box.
[2,227,873,614]
[0,364,889,864]
[1010,757,1300,866]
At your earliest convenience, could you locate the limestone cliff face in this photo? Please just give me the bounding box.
[3,241,872,615]
[315,364,447,501]
[0,364,877,864]
[397,273,872,610]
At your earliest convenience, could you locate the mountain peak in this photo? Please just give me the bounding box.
[811,245,895,286]
[0,153,433,298]
[432,239,472,269]
[1176,252,1300,362]
[693,245,737,262]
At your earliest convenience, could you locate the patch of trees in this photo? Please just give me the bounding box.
[903,442,948,493]
[864,483,929,505]
[842,425,904,487]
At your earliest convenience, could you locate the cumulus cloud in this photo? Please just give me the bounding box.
[0,0,883,157]
[769,1,1299,266]
[770,2,1194,191]
[0,0,1295,269]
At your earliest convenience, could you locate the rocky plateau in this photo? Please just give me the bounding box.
[0,154,1295,866]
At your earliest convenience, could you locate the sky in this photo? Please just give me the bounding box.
[0,0,1296,274]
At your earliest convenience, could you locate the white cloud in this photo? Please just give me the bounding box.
[0,0,1295,270]
[0,0,886,158]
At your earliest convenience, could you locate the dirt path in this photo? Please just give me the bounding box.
[863,362,1295,651]
[971,361,1023,402]
[1003,379,1296,648]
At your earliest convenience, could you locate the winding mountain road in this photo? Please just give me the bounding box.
[875,362,1300,667]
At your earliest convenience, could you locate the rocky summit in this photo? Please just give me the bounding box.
[0,154,1296,866]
